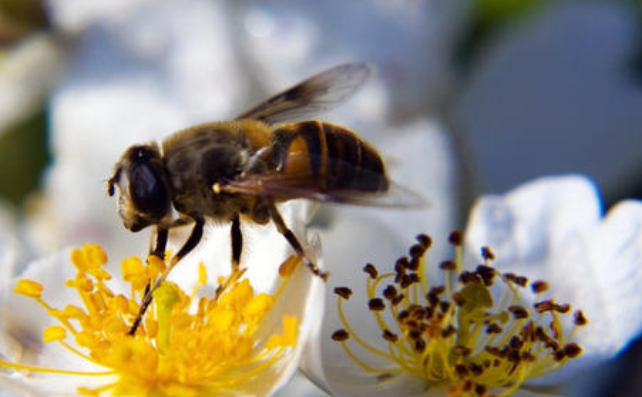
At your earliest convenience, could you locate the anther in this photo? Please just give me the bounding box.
[563,343,582,358]
[441,325,456,338]
[508,336,524,349]
[395,257,409,273]
[531,280,549,294]
[504,273,528,287]
[391,294,405,306]
[334,287,353,300]
[414,339,426,353]
[448,231,464,246]
[508,305,529,319]
[459,271,478,284]
[452,292,466,307]
[481,246,495,261]
[535,300,571,313]
[368,298,386,311]
[400,274,415,289]
[555,303,571,314]
[439,260,457,271]
[407,258,420,271]
[485,346,502,357]
[455,364,469,377]
[332,329,350,342]
[382,329,399,343]
[383,285,398,300]
[409,244,425,259]
[476,265,496,286]
[454,345,472,356]
[416,234,432,249]
[363,264,378,279]
[486,323,502,334]
[574,310,588,326]
[474,384,487,397]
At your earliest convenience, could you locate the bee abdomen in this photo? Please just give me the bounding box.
[274,121,389,193]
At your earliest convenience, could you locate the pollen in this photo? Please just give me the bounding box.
[1,244,300,397]
[333,233,587,397]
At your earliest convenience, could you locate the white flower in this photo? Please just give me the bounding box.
[465,174,642,377]
[302,174,642,397]
[0,33,66,136]
[0,200,323,397]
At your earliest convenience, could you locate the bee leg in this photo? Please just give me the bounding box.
[128,217,205,335]
[151,227,169,259]
[142,226,169,299]
[268,202,329,281]
[231,213,242,270]
[213,214,244,301]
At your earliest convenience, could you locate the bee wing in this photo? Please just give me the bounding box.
[221,170,426,209]
[236,63,372,124]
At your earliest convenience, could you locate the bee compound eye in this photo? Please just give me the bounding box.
[129,162,171,221]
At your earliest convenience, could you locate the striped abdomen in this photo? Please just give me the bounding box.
[271,120,389,193]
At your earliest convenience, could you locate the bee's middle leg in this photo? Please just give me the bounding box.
[213,214,245,300]
[231,213,242,270]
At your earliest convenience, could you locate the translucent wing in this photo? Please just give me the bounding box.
[235,63,372,124]
[220,155,426,209]
[222,174,425,208]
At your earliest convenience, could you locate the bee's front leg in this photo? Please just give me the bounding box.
[129,217,205,335]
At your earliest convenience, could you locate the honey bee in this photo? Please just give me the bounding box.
[107,63,422,334]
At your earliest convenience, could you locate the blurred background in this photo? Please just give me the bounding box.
[0,0,641,395]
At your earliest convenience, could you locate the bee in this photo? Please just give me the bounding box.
[107,63,422,334]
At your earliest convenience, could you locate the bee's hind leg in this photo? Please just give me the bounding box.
[128,217,205,335]
[268,202,328,281]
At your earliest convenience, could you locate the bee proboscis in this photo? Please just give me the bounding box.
[108,62,423,334]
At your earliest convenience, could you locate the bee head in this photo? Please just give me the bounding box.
[108,144,172,232]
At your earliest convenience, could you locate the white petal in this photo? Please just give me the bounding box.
[229,233,325,397]
[272,371,326,397]
[556,200,642,359]
[0,250,109,396]
[465,174,601,276]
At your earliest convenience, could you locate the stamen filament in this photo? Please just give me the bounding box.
[332,233,586,397]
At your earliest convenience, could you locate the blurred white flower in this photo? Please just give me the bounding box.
[0,199,323,397]
[302,174,642,397]
[0,33,66,136]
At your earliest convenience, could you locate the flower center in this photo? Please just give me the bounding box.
[332,232,587,397]
[4,244,300,397]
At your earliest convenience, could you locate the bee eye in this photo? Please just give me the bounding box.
[129,162,170,220]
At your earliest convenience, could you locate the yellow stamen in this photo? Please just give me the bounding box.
[333,233,587,397]
[14,279,44,298]
[42,325,67,343]
[1,244,301,397]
